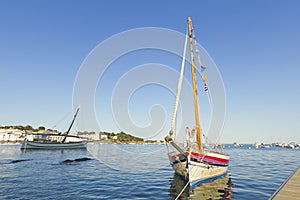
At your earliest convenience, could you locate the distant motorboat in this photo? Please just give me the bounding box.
[254,141,262,148]
[233,142,242,147]
[254,142,270,149]
[21,108,87,150]
[286,143,295,149]
[273,142,285,148]
[273,142,300,149]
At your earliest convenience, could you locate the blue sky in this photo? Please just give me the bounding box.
[1,0,300,143]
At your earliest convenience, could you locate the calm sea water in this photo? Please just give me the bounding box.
[0,144,299,199]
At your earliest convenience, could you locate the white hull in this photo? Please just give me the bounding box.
[188,160,228,187]
[21,139,87,149]
[168,151,229,188]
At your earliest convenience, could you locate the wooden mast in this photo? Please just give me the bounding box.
[187,16,202,153]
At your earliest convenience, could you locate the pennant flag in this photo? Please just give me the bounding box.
[186,127,191,137]
[200,65,206,72]
[197,56,201,64]
[204,84,209,92]
[202,74,208,83]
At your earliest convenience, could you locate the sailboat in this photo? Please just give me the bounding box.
[165,17,230,188]
[21,108,87,150]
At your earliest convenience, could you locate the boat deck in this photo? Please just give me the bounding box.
[270,167,300,199]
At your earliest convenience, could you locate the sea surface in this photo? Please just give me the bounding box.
[0,144,299,199]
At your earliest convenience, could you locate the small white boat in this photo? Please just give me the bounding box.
[233,142,242,147]
[165,17,230,188]
[21,134,87,149]
[21,108,87,150]
[261,144,271,148]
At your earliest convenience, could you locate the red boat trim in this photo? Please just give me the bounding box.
[190,152,229,165]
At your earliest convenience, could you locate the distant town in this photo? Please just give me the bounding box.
[1,125,299,148]
[233,141,300,149]
[0,125,165,144]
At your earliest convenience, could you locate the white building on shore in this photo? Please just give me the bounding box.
[0,129,24,143]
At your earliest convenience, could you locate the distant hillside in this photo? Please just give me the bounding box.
[0,125,58,133]
[78,131,164,144]
[0,125,164,144]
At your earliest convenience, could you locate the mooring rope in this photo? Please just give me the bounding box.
[175,181,190,200]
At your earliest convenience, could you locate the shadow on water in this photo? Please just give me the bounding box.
[10,159,32,163]
[18,147,91,165]
[169,173,234,200]
[7,154,93,165]
[61,157,93,163]
[0,159,33,165]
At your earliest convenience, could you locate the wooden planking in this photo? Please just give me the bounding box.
[270,167,300,200]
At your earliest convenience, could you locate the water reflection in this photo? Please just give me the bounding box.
[169,173,233,199]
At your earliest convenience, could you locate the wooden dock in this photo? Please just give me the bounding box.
[270,167,300,199]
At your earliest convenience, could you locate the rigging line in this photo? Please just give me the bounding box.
[203,80,224,146]
[165,143,170,153]
[192,27,220,146]
[201,129,208,143]
[170,28,188,139]
[51,110,73,130]
[206,88,219,145]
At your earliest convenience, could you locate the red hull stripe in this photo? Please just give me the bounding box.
[191,152,229,164]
